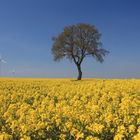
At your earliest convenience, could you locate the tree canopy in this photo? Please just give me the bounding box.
[52,23,109,80]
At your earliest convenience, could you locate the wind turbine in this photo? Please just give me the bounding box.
[11,69,16,77]
[0,55,7,77]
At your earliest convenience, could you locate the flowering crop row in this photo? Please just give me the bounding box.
[0,79,140,140]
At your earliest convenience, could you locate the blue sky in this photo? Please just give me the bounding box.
[0,0,140,78]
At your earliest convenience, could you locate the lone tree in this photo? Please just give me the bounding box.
[52,23,109,80]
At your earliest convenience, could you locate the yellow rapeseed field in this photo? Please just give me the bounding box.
[0,78,140,140]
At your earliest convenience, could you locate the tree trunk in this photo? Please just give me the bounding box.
[76,64,82,80]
